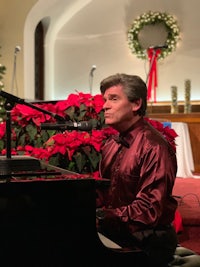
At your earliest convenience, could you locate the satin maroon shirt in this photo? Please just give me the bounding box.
[99,117,178,234]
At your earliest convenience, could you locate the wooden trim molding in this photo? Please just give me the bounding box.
[147,101,200,114]
[147,113,200,123]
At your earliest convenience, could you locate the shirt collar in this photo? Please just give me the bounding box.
[112,117,144,148]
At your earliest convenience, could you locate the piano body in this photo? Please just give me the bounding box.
[0,156,144,267]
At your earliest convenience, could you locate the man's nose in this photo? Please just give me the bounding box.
[103,101,110,109]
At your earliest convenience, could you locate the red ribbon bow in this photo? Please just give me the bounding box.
[147,48,161,103]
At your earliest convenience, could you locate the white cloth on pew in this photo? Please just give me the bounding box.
[171,122,200,179]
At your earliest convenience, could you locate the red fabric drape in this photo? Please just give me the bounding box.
[147,48,161,103]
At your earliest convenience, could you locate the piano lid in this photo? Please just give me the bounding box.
[0,155,90,182]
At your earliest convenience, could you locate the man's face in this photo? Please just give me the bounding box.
[102,85,141,132]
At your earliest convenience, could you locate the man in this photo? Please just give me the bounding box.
[96,73,178,266]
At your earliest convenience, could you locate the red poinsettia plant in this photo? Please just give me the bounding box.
[0,92,177,178]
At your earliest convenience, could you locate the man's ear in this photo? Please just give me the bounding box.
[132,98,142,111]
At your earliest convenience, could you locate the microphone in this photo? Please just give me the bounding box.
[15,45,21,54]
[149,45,168,49]
[90,65,97,77]
[41,121,93,131]
[89,65,97,95]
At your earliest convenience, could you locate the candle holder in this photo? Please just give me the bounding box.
[184,79,191,113]
[171,86,178,114]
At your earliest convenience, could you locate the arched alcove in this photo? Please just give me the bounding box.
[24,0,92,101]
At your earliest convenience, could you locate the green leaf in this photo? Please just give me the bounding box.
[34,136,43,148]
[68,161,76,172]
[49,155,60,167]
[17,133,26,147]
[82,146,100,169]
[65,106,76,120]
[74,152,86,173]
[26,124,37,141]
[41,129,56,142]
[14,126,24,139]
[78,104,87,120]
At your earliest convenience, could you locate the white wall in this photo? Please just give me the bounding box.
[52,0,200,102]
[2,0,200,102]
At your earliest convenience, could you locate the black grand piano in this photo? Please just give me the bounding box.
[0,156,144,267]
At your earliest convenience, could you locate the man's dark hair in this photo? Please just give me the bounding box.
[100,73,147,116]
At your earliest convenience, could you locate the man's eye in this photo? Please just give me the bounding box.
[110,96,118,101]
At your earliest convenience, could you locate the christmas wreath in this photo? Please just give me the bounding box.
[127,11,180,60]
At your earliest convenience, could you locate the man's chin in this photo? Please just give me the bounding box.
[105,120,113,125]
[105,120,117,128]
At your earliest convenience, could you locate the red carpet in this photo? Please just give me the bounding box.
[173,177,200,254]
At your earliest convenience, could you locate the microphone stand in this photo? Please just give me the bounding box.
[89,65,96,95]
[11,46,21,95]
[11,50,17,94]
[0,91,65,181]
[0,90,65,122]
[5,101,13,159]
